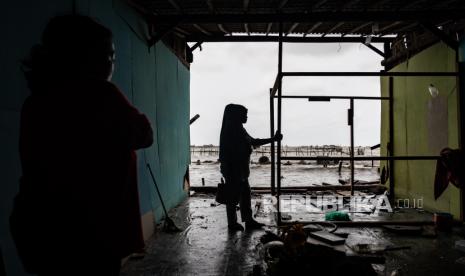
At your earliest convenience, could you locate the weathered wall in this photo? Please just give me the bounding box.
[0,1,190,275]
[380,42,460,218]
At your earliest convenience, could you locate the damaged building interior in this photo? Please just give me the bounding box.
[2,0,465,275]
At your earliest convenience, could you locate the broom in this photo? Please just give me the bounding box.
[146,163,181,232]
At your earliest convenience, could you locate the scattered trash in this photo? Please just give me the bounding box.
[383,225,423,235]
[455,240,465,253]
[307,230,346,245]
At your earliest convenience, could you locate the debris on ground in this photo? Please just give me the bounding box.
[325,211,351,221]
[257,223,378,276]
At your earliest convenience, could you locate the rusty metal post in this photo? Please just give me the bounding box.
[277,21,283,225]
[269,89,276,195]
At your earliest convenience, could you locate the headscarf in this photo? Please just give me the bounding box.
[219,104,250,164]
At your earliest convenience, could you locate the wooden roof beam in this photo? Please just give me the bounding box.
[286,23,300,36]
[366,0,393,11]
[206,0,215,13]
[421,22,459,50]
[321,22,345,37]
[149,10,465,24]
[377,21,402,35]
[244,23,250,35]
[243,0,250,12]
[363,43,385,58]
[304,22,322,37]
[313,0,330,10]
[394,22,418,33]
[278,0,289,10]
[193,24,212,36]
[174,26,190,36]
[397,0,427,11]
[266,22,273,36]
[341,0,362,11]
[341,21,372,37]
[217,24,230,34]
[168,0,182,12]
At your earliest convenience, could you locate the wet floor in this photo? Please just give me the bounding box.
[121,194,465,276]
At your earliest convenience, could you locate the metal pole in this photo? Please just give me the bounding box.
[349,98,355,196]
[388,77,395,201]
[269,89,276,195]
[458,59,465,220]
[277,21,283,225]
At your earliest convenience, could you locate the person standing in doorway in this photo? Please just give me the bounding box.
[10,15,153,275]
[219,104,282,231]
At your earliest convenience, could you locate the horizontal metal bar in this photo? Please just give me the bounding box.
[185,35,394,43]
[151,10,465,24]
[281,156,440,161]
[273,95,390,100]
[308,96,331,101]
[282,71,458,77]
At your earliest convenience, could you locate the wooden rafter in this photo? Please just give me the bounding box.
[206,0,215,13]
[266,22,273,36]
[321,22,345,37]
[366,0,392,11]
[286,23,300,36]
[394,22,418,33]
[378,21,402,35]
[193,24,212,36]
[341,0,362,11]
[421,22,459,49]
[244,23,250,35]
[304,22,322,36]
[363,43,385,58]
[342,21,372,37]
[278,0,289,10]
[243,0,250,12]
[168,0,182,12]
[397,0,427,11]
[217,24,230,34]
[149,10,465,24]
[174,26,190,36]
[313,0,329,10]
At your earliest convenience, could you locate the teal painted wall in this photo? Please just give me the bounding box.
[0,1,189,275]
[380,42,460,218]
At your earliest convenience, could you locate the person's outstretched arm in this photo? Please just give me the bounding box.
[249,131,283,148]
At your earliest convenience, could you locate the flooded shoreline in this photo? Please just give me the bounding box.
[189,146,381,188]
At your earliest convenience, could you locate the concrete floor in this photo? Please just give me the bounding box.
[121,194,465,276]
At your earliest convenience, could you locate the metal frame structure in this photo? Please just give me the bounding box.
[269,22,460,225]
[131,0,465,222]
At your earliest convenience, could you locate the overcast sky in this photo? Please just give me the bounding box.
[189,42,384,146]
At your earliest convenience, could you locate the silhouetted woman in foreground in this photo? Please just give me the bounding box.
[219,104,282,231]
[10,15,153,275]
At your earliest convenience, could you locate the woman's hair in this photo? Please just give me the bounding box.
[22,14,113,91]
[219,104,248,161]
